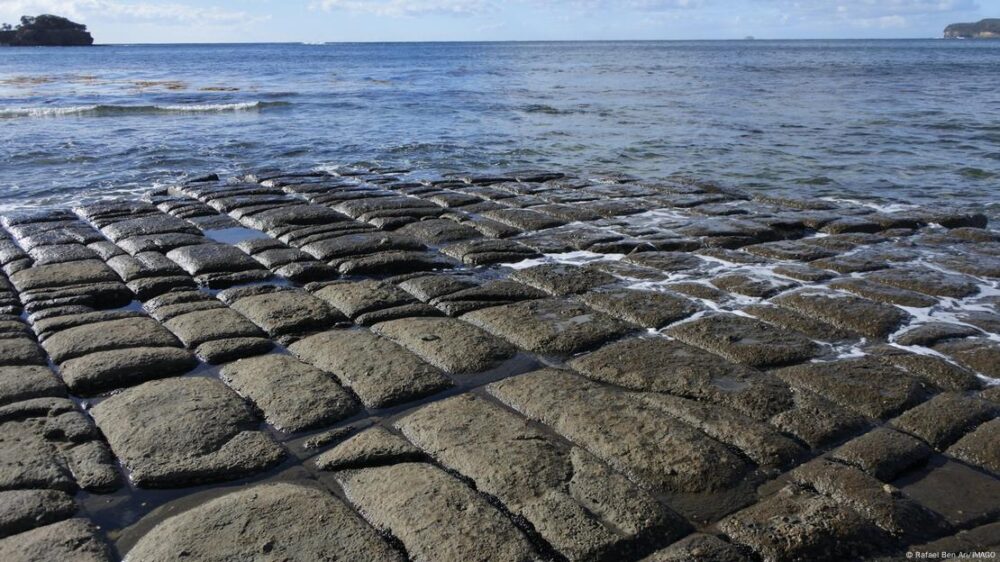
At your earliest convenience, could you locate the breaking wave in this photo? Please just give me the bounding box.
[0,101,289,118]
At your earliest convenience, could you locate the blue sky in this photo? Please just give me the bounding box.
[1,0,997,42]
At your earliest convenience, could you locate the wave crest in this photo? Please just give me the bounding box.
[0,101,288,118]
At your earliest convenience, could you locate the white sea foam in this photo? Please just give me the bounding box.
[0,105,100,118]
[820,197,919,214]
[0,101,276,118]
[504,250,625,270]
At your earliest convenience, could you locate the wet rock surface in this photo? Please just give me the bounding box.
[462,297,633,354]
[335,462,540,562]
[0,167,996,561]
[90,377,285,487]
[0,518,113,562]
[219,354,359,433]
[289,328,453,408]
[125,482,403,562]
[371,316,516,373]
[667,313,821,367]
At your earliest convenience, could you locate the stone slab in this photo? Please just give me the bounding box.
[511,263,617,296]
[336,462,539,562]
[289,329,452,409]
[9,260,119,292]
[720,485,888,562]
[371,316,515,373]
[0,489,76,539]
[568,337,792,421]
[220,354,359,433]
[58,346,198,395]
[166,243,264,276]
[397,394,686,561]
[312,280,417,319]
[788,459,949,542]
[461,298,632,355]
[891,392,996,450]
[91,377,285,488]
[866,268,980,298]
[0,365,64,407]
[224,288,344,341]
[772,290,911,339]
[666,313,820,368]
[775,358,926,420]
[126,482,402,562]
[830,427,933,481]
[0,518,112,562]
[0,398,120,492]
[579,288,700,329]
[769,388,869,449]
[488,369,750,495]
[946,418,1000,474]
[41,317,182,364]
[163,308,265,348]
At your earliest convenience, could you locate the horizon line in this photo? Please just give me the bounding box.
[80,37,956,46]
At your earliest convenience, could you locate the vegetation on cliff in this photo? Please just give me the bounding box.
[0,14,94,46]
[944,19,1000,38]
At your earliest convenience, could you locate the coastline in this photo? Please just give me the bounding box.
[0,166,997,560]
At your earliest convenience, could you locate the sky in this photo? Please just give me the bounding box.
[1,0,998,43]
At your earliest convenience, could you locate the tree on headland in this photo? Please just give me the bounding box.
[0,14,94,46]
[944,18,1000,38]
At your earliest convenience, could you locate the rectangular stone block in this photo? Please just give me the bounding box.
[336,462,539,562]
[772,289,911,339]
[90,377,284,488]
[9,260,119,292]
[462,298,632,355]
[166,243,265,276]
[568,337,792,421]
[666,313,820,368]
[289,329,452,409]
[40,317,182,364]
[163,308,265,348]
[124,482,402,562]
[511,263,617,296]
[579,288,700,329]
[488,369,750,497]
[222,286,344,342]
[775,358,926,420]
[720,485,889,562]
[0,398,120,492]
[396,394,687,561]
[890,393,996,450]
[220,354,359,433]
[371,316,515,373]
[0,365,64,407]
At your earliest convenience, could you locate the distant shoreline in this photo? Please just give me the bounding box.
[0,38,971,47]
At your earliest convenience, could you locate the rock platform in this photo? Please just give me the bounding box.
[0,167,997,561]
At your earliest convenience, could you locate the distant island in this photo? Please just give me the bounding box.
[944,18,1000,39]
[0,14,94,46]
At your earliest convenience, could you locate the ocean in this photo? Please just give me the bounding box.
[1,40,998,217]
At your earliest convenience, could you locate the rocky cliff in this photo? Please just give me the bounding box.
[0,14,93,46]
[944,18,1000,38]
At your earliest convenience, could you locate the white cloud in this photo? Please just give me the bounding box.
[309,0,495,17]
[308,0,704,17]
[0,0,266,26]
[757,0,979,20]
[747,0,980,32]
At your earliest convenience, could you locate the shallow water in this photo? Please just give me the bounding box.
[1,40,998,216]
